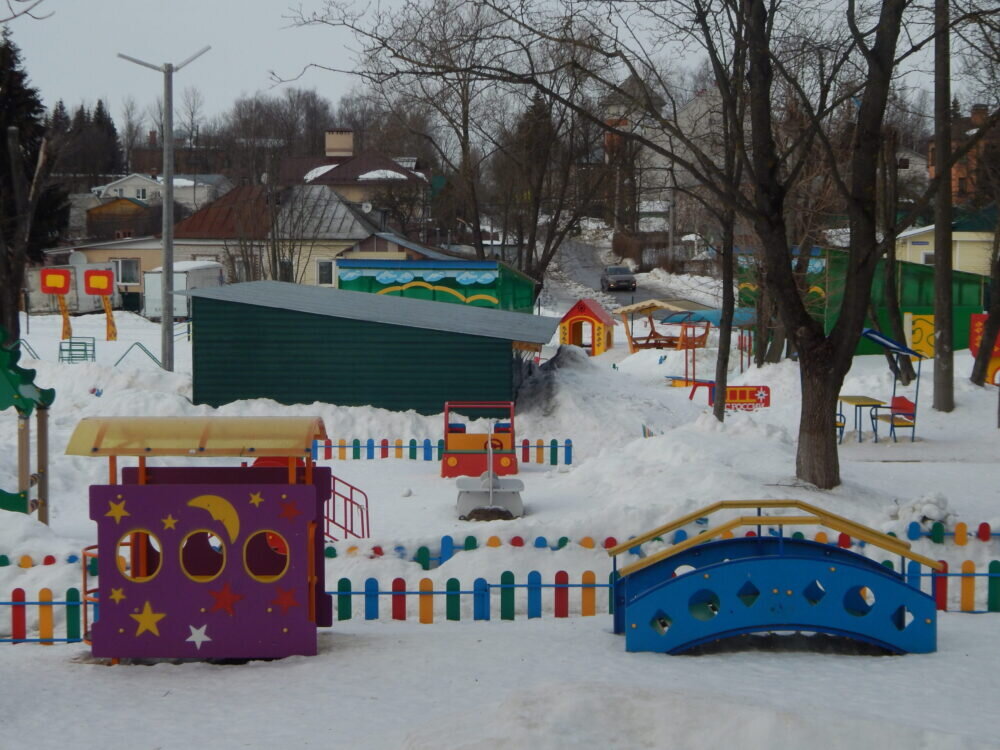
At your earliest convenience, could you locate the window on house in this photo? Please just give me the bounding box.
[317,260,334,285]
[897,158,909,170]
[112,258,141,284]
[114,188,124,197]
[136,188,147,200]
[922,252,934,265]
[113,230,134,240]
[278,260,294,282]
[153,190,161,199]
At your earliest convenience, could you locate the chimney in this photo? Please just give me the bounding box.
[148,130,158,147]
[970,104,988,127]
[325,129,354,158]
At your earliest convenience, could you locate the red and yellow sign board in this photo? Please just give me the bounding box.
[969,314,1000,358]
[84,269,115,296]
[40,268,71,295]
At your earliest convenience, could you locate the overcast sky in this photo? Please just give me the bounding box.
[10,0,358,124]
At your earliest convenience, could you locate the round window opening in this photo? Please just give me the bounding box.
[115,530,163,582]
[244,530,290,583]
[180,529,226,582]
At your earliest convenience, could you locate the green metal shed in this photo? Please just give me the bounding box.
[181,282,559,414]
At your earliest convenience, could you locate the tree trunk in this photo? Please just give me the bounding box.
[712,211,736,421]
[796,355,842,487]
[932,0,954,412]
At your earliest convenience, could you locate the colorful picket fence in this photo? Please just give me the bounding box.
[907,520,1000,546]
[324,533,621,569]
[1,588,83,643]
[331,571,613,623]
[311,438,573,466]
[0,553,80,569]
[888,559,1000,614]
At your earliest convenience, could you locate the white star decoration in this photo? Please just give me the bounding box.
[186,624,212,650]
[755,388,768,402]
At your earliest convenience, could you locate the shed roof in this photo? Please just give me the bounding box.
[180,281,559,344]
[615,298,714,316]
[65,416,327,458]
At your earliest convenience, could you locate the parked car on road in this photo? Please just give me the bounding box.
[600,265,637,292]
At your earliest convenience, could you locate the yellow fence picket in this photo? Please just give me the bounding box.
[581,571,596,616]
[961,560,976,612]
[39,588,54,645]
[419,578,434,623]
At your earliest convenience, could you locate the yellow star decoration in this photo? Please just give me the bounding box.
[249,491,265,507]
[105,500,130,524]
[109,588,126,604]
[130,601,166,637]
[161,514,178,530]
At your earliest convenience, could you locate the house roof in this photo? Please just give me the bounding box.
[174,185,268,240]
[896,204,997,238]
[174,185,379,242]
[179,281,559,344]
[304,152,428,187]
[561,299,616,326]
[87,197,149,213]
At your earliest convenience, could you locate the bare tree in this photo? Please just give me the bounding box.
[297,0,1000,489]
[1,0,50,22]
[119,95,145,173]
[179,86,205,149]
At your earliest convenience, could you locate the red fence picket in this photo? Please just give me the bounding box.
[392,577,406,620]
[554,571,569,618]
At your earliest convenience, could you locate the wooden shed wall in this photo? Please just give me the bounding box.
[191,298,517,413]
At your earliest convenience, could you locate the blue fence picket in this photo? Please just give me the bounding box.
[527,571,542,618]
[365,439,375,459]
[440,535,455,565]
[565,439,572,465]
[672,529,688,544]
[364,577,380,620]
[533,536,548,549]
[473,578,490,621]
[422,439,433,461]
[906,560,922,592]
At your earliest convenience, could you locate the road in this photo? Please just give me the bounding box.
[551,237,662,308]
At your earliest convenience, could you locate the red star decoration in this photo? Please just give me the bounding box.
[278,499,301,520]
[271,587,300,614]
[208,582,244,616]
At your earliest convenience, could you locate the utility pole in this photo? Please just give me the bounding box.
[118,46,210,372]
[932,0,953,411]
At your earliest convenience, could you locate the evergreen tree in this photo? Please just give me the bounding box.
[0,27,66,343]
[49,99,70,134]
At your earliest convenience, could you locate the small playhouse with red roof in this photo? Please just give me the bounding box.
[559,298,615,356]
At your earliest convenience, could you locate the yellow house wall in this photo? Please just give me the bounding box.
[298,241,409,286]
[77,241,227,292]
[896,230,994,276]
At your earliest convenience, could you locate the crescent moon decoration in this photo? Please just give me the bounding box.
[187,494,240,543]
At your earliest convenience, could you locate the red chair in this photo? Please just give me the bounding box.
[870,396,916,443]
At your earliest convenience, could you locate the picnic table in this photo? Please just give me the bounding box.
[838,395,885,442]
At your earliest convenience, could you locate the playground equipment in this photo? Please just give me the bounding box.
[559,299,615,356]
[441,401,518,478]
[616,299,712,355]
[607,500,942,654]
[39,268,73,340]
[83,269,118,341]
[0,327,54,522]
[969,313,1000,385]
[455,430,525,520]
[860,328,926,443]
[66,416,336,659]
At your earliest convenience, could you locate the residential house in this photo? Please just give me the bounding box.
[86,198,159,241]
[92,173,232,212]
[895,204,997,276]
[279,130,430,237]
[928,104,1000,204]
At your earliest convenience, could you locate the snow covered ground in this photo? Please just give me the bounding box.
[2,278,999,749]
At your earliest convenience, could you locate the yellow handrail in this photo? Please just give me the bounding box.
[607,499,913,557]
[617,513,943,578]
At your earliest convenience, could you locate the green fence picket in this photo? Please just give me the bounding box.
[464,535,478,551]
[446,578,461,621]
[338,578,353,620]
[414,547,431,571]
[989,561,1000,612]
[500,571,515,620]
[66,587,81,641]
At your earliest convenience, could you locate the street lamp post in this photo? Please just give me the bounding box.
[118,46,210,372]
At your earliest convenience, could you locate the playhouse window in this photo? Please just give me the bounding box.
[243,530,290,583]
[115,530,163,583]
[180,530,226,583]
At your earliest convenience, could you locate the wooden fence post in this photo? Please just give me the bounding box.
[581,571,596,616]
[473,578,490,621]
[11,588,26,643]
[338,578,353,621]
[933,561,948,611]
[446,578,461,621]
[419,578,434,624]
[527,571,542,618]
[66,587,81,641]
[364,578,379,620]
[39,588,53,645]
[391,578,406,620]
[960,561,976,611]
[500,571,515,620]
[988,561,1000,612]
[554,571,569,617]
